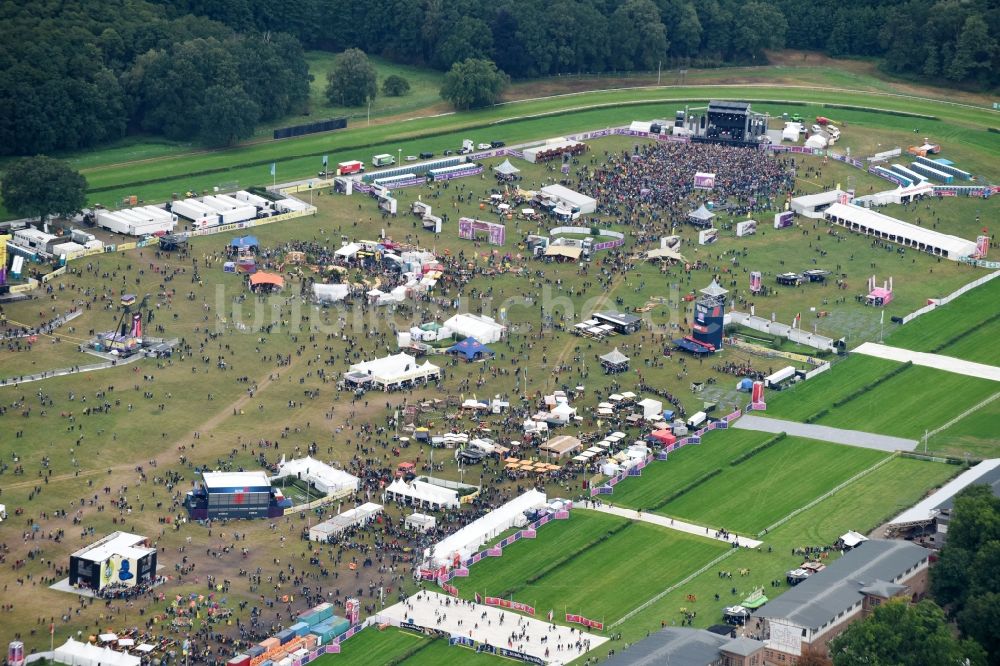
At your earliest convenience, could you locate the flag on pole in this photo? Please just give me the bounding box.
[269,162,276,176]
[475,592,482,604]
[547,609,554,622]
[880,310,884,324]
[323,155,329,167]
[50,623,55,635]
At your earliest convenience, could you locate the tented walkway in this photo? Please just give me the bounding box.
[853,342,1000,382]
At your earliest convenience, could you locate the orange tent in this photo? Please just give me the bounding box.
[249,272,285,289]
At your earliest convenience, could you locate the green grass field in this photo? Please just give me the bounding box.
[654,436,888,534]
[399,640,508,665]
[929,395,1000,459]
[814,366,999,439]
[884,275,1000,362]
[298,52,447,126]
[458,511,726,625]
[604,455,959,645]
[609,430,770,510]
[314,627,430,665]
[763,355,903,421]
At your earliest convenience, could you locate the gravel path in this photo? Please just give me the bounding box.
[733,414,918,452]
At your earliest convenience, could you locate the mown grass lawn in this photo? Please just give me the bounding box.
[312,627,430,666]
[459,511,726,625]
[608,430,770,511]
[814,367,999,439]
[884,275,1000,354]
[763,355,902,422]
[656,437,887,534]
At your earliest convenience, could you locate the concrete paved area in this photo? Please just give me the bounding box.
[377,591,607,664]
[854,342,1000,382]
[581,503,763,548]
[733,414,917,452]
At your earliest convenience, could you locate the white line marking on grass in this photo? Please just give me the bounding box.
[609,549,738,629]
[755,453,898,537]
[924,391,1000,442]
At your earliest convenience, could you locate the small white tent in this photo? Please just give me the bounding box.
[805,134,828,149]
[54,639,140,666]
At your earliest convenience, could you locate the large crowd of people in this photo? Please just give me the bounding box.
[577,142,796,229]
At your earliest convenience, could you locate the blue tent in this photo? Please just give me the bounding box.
[231,235,259,249]
[737,378,754,392]
[447,337,495,362]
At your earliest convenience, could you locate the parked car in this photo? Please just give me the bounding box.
[490,140,506,148]
[443,149,454,156]
[405,155,418,162]
[477,142,492,150]
[419,151,434,159]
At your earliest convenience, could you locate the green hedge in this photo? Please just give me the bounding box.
[650,468,723,511]
[730,433,786,466]
[831,361,913,409]
[930,311,1000,353]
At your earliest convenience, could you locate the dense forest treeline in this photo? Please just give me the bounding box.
[0,0,309,155]
[1,0,997,157]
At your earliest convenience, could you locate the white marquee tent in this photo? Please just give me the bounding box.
[384,478,460,510]
[272,456,359,496]
[313,283,350,303]
[346,352,441,390]
[424,490,547,569]
[54,639,140,666]
[442,313,506,344]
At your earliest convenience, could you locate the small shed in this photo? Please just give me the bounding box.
[599,347,630,374]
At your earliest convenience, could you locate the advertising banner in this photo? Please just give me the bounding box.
[735,220,757,237]
[774,211,794,229]
[565,614,604,630]
[698,228,718,245]
[484,597,535,615]
[693,172,716,189]
[976,235,989,258]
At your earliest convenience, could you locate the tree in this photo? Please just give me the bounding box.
[325,48,377,107]
[440,58,509,110]
[1,156,88,220]
[381,74,411,97]
[947,15,996,84]
[931,484,1000,662]
[198,85,260,146]
[609,0,668,70]
[829,599,986,666]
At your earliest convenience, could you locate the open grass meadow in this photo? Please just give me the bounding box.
[653,436,888,534]
[297,52,448,127]
[813,366,999,439]
[398,639,510,666]
[457,510,727,625]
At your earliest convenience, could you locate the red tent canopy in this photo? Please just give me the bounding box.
[650,429,676,445]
